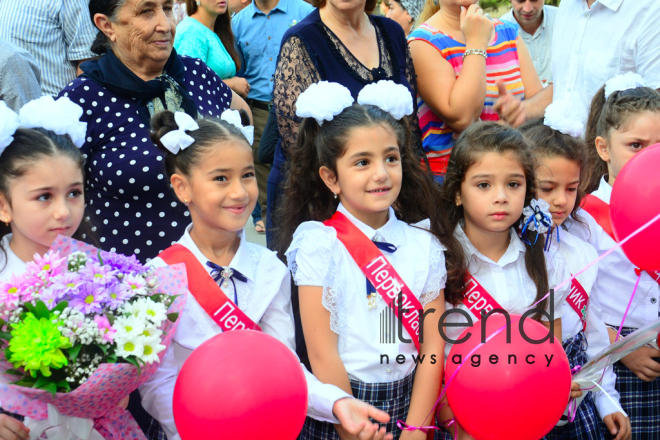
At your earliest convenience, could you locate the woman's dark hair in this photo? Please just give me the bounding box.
[0,128,95,271]
[438,122,549,319]
[89,0,127,55]
[519,118,587,226]
[185,0,242,71]
[583,85,660,193]
[150,110,251,178]
[275,103,445,261]
[312,0,377,13]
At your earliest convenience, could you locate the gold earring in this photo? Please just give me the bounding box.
[183,200,190,207]
[2,218,8,227]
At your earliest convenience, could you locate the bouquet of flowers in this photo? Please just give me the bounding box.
[0,236,187,439]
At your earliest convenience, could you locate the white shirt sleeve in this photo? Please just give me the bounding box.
[584,286,622,419]
[138,345,181,440]
[633,9,660,88]
[259,260,353,424]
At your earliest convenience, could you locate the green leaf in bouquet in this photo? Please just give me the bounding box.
[52,301,68,314]
[23,302,36,316]
[105,313,116,326]
[107,353,117,363]
[166,313,179,323]
[55,379,71,392]
[68,344,83,362]
[125,356,142,376]
[0,318,6,328]
[0,331,12,341]
[34,301,51,320]
[2,368,23,376]
[99,343,108,355]
[12,377,37,388]
[97,250,104,266]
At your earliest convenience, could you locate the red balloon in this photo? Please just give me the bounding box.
[611,143,660,271]
[443,314,571,440]
[173,331,308,440]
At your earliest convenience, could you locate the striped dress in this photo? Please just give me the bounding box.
[408,20,525,179]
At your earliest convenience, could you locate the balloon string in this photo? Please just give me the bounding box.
[397,318,519,436]
[526,211,660,312]
[615,272,642,342]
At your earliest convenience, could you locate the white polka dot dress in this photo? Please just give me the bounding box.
[59,56,233,261]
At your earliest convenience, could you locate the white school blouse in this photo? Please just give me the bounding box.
[286,204,447,384]
[0,234,27,282]
[442,224,571,360]
[567,178,660,329]
[550,228,620,418]
[139,224,350,440]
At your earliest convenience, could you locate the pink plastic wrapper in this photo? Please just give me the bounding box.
[0,237,188,439]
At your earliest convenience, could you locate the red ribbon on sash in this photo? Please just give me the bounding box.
[582,194,660,285]
[462,272,504,320]
[324,212,423,351]
[158,244,262,332]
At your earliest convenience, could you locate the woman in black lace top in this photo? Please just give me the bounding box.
[273,0,419,154]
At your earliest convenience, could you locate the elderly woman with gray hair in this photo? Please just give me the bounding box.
[58,0,250,263]
[386,0,425,35]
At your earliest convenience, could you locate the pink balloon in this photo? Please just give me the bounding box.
[444,314,571,440]
[173,331,308,440]
[611,143,660,271]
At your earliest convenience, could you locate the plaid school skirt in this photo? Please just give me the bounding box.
[0,408,23,422]
[544,331,605,440]
[299,371,434,440]
[611,326,660,440]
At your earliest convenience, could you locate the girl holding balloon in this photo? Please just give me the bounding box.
[436,122,576,440]
[520,107,630,440]
[138,110,393,440]
[279,80,448,440]
[568,76,660,440]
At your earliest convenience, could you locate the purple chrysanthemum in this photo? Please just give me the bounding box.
[79,261,117,287]
[69,282,109,314]
[99,251,146,275]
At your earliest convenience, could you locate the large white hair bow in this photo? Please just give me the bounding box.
[543,100,586,138]
[220,109,254,145]
[604,72,646,99]
[0,101,20,157]
[295,81,354,125]
[159,111,200,155]
[357,80,413,120]
[18,96,88,148]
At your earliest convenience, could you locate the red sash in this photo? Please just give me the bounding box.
[158,244,262,332]
[582,194,660,285]
[462,272,504,319]
[567,278,589,331]
[324,212,423,351]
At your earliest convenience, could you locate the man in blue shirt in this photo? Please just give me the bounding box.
[232,0,314,228]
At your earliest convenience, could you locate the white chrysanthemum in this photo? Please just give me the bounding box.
[133,297,168,327]
[141,326,163,339]
[113,314,146,337]
[357,80,413,120]
[139,335,166,364]
[604,72,645,99]
[543,100,586,138]
[18,96,87,148]
[0,101,20,156]
[295,81,353,125]
[115,334,145,359]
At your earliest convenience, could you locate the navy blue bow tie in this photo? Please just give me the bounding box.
[366,240,397,301]
[206,261,248,306]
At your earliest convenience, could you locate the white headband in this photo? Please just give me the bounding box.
[604,72,646,99]
[0,101,20,157]
[220,109,254,145]
[295,80,414,125]
[159,112,200,155]
[543,100,586,138]
[0,97,87,157]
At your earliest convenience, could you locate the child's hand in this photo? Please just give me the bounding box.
[116,395,130,410]
[333,397,393,440]
[602,412,631,440]
[620,346,660,381]
[0,414,29,440]
[570,381,583,399]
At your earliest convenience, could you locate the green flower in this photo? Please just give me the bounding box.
[7,313,71,378]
